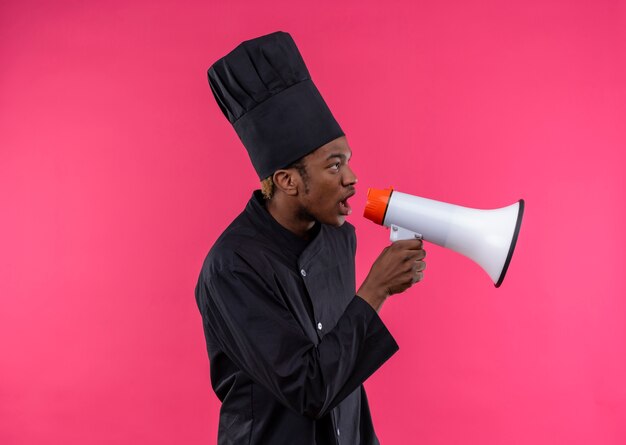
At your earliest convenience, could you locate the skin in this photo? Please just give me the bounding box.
[266,136,426,311]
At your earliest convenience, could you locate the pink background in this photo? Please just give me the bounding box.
[2,0,625,444]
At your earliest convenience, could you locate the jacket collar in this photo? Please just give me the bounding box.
[245,190,323,259]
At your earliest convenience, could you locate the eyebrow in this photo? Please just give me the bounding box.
[325,152,352,161]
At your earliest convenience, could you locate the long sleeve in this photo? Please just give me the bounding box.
[196,263,398,420]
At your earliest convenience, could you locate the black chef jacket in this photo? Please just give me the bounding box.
[195,191,399,444]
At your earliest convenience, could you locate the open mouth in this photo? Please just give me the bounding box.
[339,196,353,215]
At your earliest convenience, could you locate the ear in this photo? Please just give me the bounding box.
[272,169,299,196]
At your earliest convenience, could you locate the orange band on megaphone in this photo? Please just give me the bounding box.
[363,187,393,225]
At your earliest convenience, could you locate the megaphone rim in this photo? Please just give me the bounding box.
[495,199,525,288]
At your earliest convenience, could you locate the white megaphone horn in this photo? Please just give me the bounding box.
[364,188,524,288]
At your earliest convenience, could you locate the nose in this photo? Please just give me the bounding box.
[342,164,358,186]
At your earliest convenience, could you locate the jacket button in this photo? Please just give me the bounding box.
[300,269,307,277]
[317,322,323,330]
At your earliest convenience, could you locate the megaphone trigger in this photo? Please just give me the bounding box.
[390,224,423,242]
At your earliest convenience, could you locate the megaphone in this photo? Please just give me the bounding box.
[364,188,524,287]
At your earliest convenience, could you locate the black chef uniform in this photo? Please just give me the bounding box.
[195,191,398,444]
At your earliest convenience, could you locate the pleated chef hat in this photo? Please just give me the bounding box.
[208,31,345,180]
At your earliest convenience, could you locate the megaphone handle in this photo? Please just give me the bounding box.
[390,224,423,242]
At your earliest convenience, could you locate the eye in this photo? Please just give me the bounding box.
[329,162,340,171]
